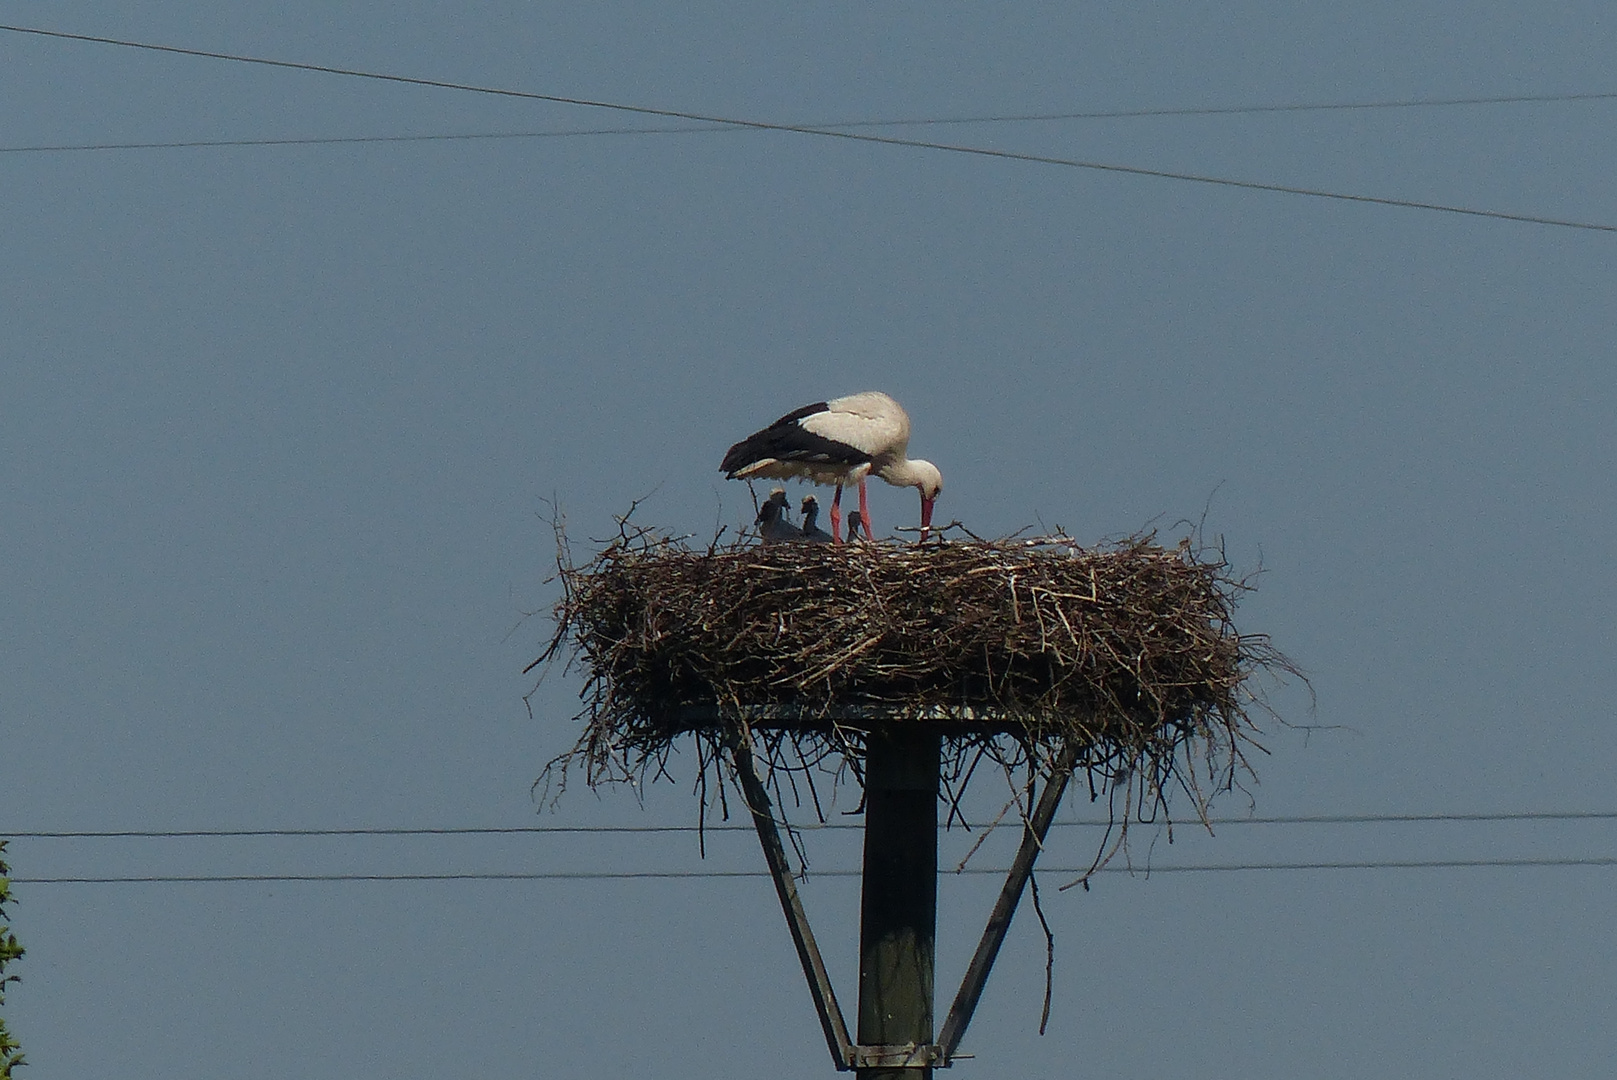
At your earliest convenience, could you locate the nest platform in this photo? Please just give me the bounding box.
[534,524,1288,803]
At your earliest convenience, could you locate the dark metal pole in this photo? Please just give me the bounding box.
[857,726,940,1079]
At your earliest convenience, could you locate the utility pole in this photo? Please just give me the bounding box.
[551,506,1274,1075]
[857,726,940,1079]
[735,723,1076,1074]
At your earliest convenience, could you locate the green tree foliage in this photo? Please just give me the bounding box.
[0,840,24,1076]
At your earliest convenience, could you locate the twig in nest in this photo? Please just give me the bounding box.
[1031,872,1055,1036]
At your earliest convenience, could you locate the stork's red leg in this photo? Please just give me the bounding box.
[857,479,873,540]
[829,485,844,545]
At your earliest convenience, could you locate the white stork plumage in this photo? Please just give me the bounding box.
[720,391,943,542]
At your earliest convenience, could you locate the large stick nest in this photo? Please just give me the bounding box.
[532,517,1295,821]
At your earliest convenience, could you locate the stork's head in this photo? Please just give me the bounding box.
[909,460,943,540]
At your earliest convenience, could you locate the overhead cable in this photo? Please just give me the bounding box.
[9,810,1617,839]
[6,86,1617,156]
[1,23,1611,232]
[14,855,1617,885]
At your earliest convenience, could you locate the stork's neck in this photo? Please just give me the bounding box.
[878,456,939,489]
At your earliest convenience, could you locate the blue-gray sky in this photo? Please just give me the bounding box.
[3,4,1615,1077]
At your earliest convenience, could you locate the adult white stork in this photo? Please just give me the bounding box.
[720,391,943,542]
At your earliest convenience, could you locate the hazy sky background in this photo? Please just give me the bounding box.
[3,4,1614,1077]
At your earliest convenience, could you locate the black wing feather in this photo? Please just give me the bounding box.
[720,400,873,476]
[770,401,832,427]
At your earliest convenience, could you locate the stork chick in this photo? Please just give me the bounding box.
[756,487,802,544]
[798,495,834,544]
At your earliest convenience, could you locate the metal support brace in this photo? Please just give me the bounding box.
[732,732,1080,1071]
[937,739,1081,1061]
[729,733,857,1070]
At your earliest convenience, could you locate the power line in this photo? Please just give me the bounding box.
[0,127,708,154]
[830,92,1617,125]
[9,810,1617,839]
[2,23,1612,233]
[13,856,1617,884]
[6,23,1613,126]
[6,86,1617,156]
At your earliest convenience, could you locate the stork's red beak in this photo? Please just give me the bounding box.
[920,495,935,542]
